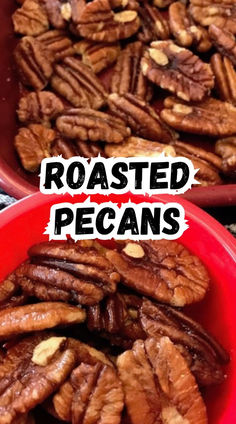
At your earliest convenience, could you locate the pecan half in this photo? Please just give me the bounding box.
[14,124,56,172]
[169,2,212,52]
[12,0,49,36]
[108,93,175,143]
[14,36,53,90]
[105,136,175,158]
[138,3,170,43]
[17,92,64,125]
[0,275,27,311]
[76,140,105,157]
[75,40,120,74]
[153,0,174,8]
[51,57,107,109]
[209,24,236,66]
[51,137,78,159]
[215,137,236,177]
[141,40,214,102]
[110,42,152,101]
[56,108,131,143]
[37,30,76,62]
[161,96,236,137]
[189,0,236,34]
[43,0,79,29]
[105,240,209,306]
[211,53,236,105]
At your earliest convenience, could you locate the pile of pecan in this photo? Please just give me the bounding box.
[0,239,229,423]
[12,0,236,184]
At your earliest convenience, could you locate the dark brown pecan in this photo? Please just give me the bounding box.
[141,40,214,102]
[138,3,170,43]
[105,136,175,158]
[215,137,236,177]
[52,137,105,159]
[51,57,107,109]
[0,275,27,311]
[211,53,236,105]
[56,108,131,143]
[169,2,212,52]
[74,0,141,42]
[110,42,152,102]
[17,92,64,125]
[161,96,236,137]
[14,124,56,172]
[108,93,175,143]
[189,0,236,34]
[36,30,76,62]
[0,333,76,424]
[117,337,207,424]
[76,140,105,157]
[105,240,209,306]
[75,40,120,74]
[12,0,49,36]
[173,140,223,186]
[209,24,236,66]
[14,36,53,90]
[43,0,81,29]
[51,137,78,159]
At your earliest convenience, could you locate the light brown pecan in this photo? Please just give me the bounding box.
[51,57,107,109]
[36,30,76,62]
[117,337,207,424]
[0,275,27,311]
[110,42,152,102]
[138,3,170,43]
[108,93,175,143]
[74,0,141,42]
[189,0,236,34]
[14,124,56,172]
[105,136,175,158]
[153,0,174,8]
[169,2,212,52]
[12,0,49,36]
[211,53,236,106]
[105,240,210,306]
[17,92,64,125]
[75,40,120,74]
[56,108,131,143]
[141,40,214,102]
[209,24,236,66]
[215,137,236,177]
[161,96,236,137]
[14,37,53,90]
[0,333,76,424]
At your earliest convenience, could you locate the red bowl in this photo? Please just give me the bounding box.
[0,192,236,422]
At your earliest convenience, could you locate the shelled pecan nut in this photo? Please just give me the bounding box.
[51,138,105,159]
[108,93,175,143]
[105,136,175,158]
[211,53,236,105]
[189,0,236,34]
[12,0,49,36]
[56,108,131,143]
[161,96,236,137]
[36,30,76,62]
[138,3,170,43]
[75,40,120,74]
[51,137,78,158]
[43,0,79,30]
[14,36,53,90]
[51,57,107,109]
[209,25,236,66]
[215,137,236,176]
[141,40,214,102]
[153,0,174,8]
[76,140,105,157]
[17,92,64,125]
[0,275,27,311]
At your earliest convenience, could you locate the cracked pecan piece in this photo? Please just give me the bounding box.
[14,36,53,90]
[17,92,64,125]
[209,24,236,66]
[76,40,120,74]
[117,337,207,424]
[141,40,214,102]
[0,275,27,311]
[108,93,175,143]
[169,2,212,52]
[14,124,56,172]
[12,0,49,36]
[189,0,236,34]
[138,3,170,43]
[105,136,175,158]
[161,96,236,137]
[74,0,140,42]
[110,42,152,101]
[211,54,236,105]
[215,137,236,177]
[51,57,107,109]
[105,240,209,306]
[36,30,76,62]
[56,108,130,143]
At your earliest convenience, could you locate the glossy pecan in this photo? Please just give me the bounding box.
[12,0,49,36]
[56,108,131,143]
[138,3,170,43]
[215,137,236,177]
[36,30,76,62]
[51,57,107,109]
[209,24,236,66]
[169,2,212,52]
[14,36,53,90]
[0,275,27,311]
[76,40,120,74]
[108,93,175,143]
[161,96,236,137]
[105,136,175,158]
[17,92,64,125]
[141,40,214,102]
[189,0,236,34]
[105,240,210,306]
[211,53,236,105]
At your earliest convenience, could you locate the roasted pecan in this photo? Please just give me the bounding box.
[52,137,105,158]
[14,124,56,172]
[74,0,140,42]
[141,40,214,102]
[161,96,236,137]
[215,137,236,177]
[51,137,78,159]
[153,0,174,8]
[43,0,80,29]
[138,3,170,43]
[105,136,175,158]
[17,92,64,125]
[105,240,209,306]
[0,275,27,311]
[108,93,174,143]
[75,40,120,74]
[0,333,76,423]
[12,0,49,36]
[56,108,131,143]
[14,37,53,90]
[189,0,236,34]
[209,24,236,66]
[110,42,152,102]
[76,140,105,157]
[173,140,223,186]
[37,30,76,62]
[169,2,212,52]
[117,337,207,424]
[51,57,107,109]
[211,54,236,104]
